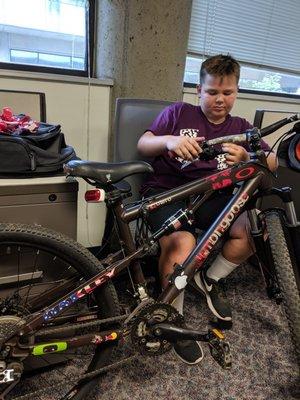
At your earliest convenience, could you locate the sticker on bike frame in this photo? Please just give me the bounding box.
[43,267,116,321]
[211,178,232,190]
[174,273,188,290]
[92,332,118,344]
[207,169,233,190]
[235,166,255,180]
[206,165,256,191]
[196,192,249,265]
[105,332,118,340]
[32,342,67,356]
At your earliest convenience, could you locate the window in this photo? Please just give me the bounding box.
[10,49,85,70]
[0,0,93,76]
[185,0,300,96]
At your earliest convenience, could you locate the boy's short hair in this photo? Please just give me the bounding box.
[200,54,240,84]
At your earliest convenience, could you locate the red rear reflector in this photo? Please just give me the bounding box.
[85,189,105,202]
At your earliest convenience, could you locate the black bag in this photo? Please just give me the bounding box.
[0,123,77,176]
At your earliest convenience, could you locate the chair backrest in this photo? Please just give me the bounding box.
[113,98,173,202]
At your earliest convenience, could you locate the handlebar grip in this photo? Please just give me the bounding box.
[206,133,247,146]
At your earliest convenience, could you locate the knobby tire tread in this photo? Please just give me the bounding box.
[264,212,300,366]
[0,223,120,399]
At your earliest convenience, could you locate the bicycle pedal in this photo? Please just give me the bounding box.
[208,328,232,369]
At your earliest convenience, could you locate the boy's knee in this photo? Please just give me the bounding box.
[230,224,247,239]
[230,213,249,239]
[160,231,195,254]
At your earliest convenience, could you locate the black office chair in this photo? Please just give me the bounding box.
[99,98,173,260]
[113,98,173,202]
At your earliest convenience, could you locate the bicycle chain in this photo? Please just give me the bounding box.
[9,301,167,399]
[34,298,155,339]
[8,308,147,399]
[35,314,128,338]
[79,353,138,381]
[10,354,138,400]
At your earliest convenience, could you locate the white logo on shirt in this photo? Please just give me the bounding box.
[174,129,227,169]
[175,129,201,163]
[179,128,199,138]
[216,154,228,170]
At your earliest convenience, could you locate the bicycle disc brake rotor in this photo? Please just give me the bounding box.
[130,303,184,356]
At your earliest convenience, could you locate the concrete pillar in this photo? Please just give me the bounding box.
[95,0,192,159]
[96,0,192,101]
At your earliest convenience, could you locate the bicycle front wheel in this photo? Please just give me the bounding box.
[264,211,300,365]
[0,223,120,400]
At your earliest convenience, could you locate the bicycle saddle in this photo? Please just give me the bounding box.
[64,159,153,185]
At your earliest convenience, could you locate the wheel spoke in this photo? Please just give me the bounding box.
[0,223,120,399]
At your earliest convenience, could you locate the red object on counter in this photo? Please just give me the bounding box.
[0,107,39,134]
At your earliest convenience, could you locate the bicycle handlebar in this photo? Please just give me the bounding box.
[260,113,300,137]
[181,113,300,169]
[206,113,300,146]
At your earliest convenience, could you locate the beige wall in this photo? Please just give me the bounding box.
[183,88,300,121]
[183,88,300,148]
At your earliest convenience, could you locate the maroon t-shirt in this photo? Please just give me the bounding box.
[141,102,270,193]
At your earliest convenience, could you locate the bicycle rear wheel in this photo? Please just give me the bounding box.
[0,223,120,400]
[264,211,300,365]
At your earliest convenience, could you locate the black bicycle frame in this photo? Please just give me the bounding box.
[158,174,264,304]
[10,159,271,343]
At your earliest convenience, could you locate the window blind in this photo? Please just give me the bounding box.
[188,0,300,74]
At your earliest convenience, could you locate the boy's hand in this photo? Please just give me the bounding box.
[222,143,250,165]
[166,136,204,160]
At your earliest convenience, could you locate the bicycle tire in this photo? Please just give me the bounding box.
[0,223,120,400]
[264,211,300,365]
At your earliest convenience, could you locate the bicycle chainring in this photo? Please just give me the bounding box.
[130,303,184,356]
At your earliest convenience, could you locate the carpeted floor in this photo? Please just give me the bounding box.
[92,263,299,400]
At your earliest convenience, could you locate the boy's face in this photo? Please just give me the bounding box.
[197,73,238,124]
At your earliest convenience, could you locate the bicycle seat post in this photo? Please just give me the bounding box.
[108,188,148,299]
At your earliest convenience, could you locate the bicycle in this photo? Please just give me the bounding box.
[0,114,299,399]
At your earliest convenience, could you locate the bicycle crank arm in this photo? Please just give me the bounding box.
[152,323,209,342]
[152,324,232,369]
